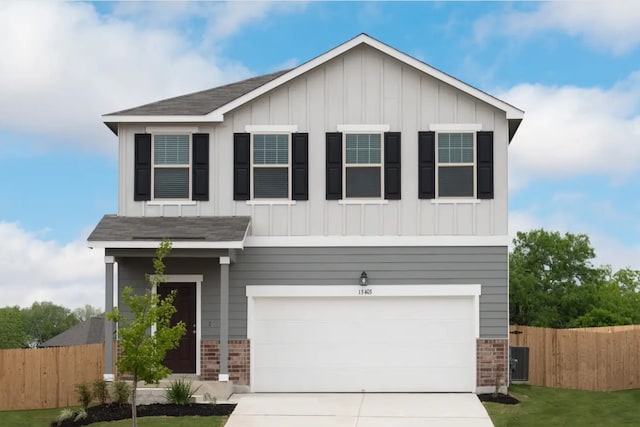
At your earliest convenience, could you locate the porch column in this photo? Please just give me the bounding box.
[104,256,115,382]
[219,256,230,381]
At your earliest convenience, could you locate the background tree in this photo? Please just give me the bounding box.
[107,240,186,427]
[510,229,640,328]
[73,304,102,322]
[0,306,28,348]
[21,301,79,347]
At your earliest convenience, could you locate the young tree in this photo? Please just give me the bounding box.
[107,240,186,427]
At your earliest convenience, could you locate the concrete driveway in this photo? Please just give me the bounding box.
[225,393,494,427]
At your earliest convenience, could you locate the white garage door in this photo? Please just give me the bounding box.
[248,286,478,392]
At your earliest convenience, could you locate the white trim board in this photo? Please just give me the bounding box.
[151,274,203,376]
[244,235,509,247]
[88,241,245,249]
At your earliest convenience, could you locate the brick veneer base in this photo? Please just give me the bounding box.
[201,340,250,384]
[477,338,508,393]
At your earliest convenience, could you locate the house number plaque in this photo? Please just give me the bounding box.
[358,288,373,295]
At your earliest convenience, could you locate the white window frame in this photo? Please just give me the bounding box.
[250,132,292,200]
[151,132,192,201]
[342,132,384,200]
[435,131,476,199]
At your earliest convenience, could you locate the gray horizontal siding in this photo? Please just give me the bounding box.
[230,246,508,339]
[116,257,222,340]
[116,246,508,342]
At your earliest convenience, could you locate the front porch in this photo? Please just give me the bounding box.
[88,215,251,387]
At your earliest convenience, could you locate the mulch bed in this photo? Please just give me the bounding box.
[51,403,236,426]
[478,393,520,405]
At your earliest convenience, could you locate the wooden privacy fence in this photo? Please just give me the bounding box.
[0,343,104,411]
[510,325,640,392]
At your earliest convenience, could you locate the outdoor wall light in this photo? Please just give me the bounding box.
[360,271,368,286]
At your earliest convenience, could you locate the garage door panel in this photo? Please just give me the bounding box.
[251,294,476,392]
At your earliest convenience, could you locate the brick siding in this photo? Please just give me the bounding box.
[201,340,250,384]
[477,338,508,389]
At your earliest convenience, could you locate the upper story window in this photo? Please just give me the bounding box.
[344,133,382,198]
[325,127,401,202]
[133,132,209,202]
[252,134,290,198]
[418,128,493,200]
[233,129,308,202]
[437,132,475,198]
[153,134,190,199]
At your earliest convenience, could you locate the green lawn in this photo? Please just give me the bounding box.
[485,384,640,427]
[0,407,227,427]
[0,407,64,427]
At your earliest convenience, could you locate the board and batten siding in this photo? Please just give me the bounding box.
[117,45,509,238]
[230,246,508,339]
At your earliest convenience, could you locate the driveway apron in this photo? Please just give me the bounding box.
[225,393,494,427]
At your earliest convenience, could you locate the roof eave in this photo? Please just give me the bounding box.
[88,240,245,250]
[207,33,525,124]
[101,34,525,140]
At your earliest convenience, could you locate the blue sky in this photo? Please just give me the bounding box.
[1,1,639,309]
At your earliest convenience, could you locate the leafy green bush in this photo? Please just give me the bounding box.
[92,379,109,405]
[75,382,92,409]
[164,378,201,405]
[112,380,131,405]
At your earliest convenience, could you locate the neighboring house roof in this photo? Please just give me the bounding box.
[40,315,104,347]
[103,33,524,140]
[87,215,251,249]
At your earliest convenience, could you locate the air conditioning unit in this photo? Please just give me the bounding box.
[510,346,529,383]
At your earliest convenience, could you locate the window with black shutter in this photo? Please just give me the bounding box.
[423,129,494,199]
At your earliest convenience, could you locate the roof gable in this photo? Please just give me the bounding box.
[103,34,523,138]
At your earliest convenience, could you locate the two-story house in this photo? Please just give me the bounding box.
[89,34,523,394]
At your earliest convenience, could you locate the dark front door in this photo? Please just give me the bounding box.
[158,283,196,373]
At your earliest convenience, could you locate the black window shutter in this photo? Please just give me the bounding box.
[384,132,401,200]
[233,133,251,200]
[326,132,343,200]
[292,133,309,200]
[418,131,436,199]
[192,133,209,201]
[134,133,151,201]
[477,131,494,199]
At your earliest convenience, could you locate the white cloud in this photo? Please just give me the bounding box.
[0,222,104,310]
[476,1,640,54]
[500,72,640,190]
[0,1,300,153]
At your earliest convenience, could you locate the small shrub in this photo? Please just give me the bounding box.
[92,379,110,405]
[75,382,92,409]
[74,408,87,422]
[164,378,201,405]
[112,380,131,405]
[203,391,217,405]
[56,408,74,426]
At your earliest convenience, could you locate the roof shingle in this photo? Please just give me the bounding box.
[106,69,291,116]
[88,215,251,243]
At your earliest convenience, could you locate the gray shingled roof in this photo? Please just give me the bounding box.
[88,215,251,242]
[106,69,291,116]
[41,315,105,348]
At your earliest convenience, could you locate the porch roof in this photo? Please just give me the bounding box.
[87,215,251,249]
